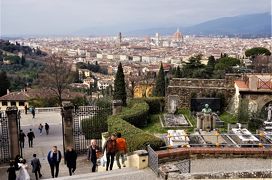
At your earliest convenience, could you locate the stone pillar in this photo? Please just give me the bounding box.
[62,104,74,149]
[6,106,20,159]
[112,100,123,115]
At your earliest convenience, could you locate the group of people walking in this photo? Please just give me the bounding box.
[19,123,50,148]
[8,132,127,179]
[7,154,42,180]
[91,132,127,172]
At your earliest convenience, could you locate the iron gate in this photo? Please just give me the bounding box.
[148,145,159,176]
[73,105,112,154]
[0,111,10,163]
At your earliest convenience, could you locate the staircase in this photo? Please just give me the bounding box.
[45,167,161,180]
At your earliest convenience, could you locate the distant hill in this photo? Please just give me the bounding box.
[183,12,271,37]
[125,13,271,37]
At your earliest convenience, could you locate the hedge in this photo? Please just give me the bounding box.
[108,115,165,152]
[131,97,165,114]
[119,101,149,127]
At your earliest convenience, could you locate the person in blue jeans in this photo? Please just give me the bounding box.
[47,146,62,178]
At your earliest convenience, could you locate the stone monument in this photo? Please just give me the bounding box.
[197,104,216,131]
[168,95,178,114]
[265,103,272,122]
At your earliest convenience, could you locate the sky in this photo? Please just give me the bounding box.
[1,0,271,36]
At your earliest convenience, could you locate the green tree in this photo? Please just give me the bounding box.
[113,62,127,106]
[174,66,182,78]
[237,99,249,124]
[206,56,216,70]
[21,55,26,65]
[245,47,271,57]
[0,71,10,96]
[215,57,240,71]
[153,63,165,97]
[182,54,205,78]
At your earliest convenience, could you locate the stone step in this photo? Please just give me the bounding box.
[45,167,160,180]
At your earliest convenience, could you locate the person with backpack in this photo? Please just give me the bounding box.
[102,134,117,171]
[116,132,127,169]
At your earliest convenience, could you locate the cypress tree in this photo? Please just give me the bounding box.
[0,71,10,96]
[175,66,182,78]
[113,62,127,106]
[21,55,26,65]
[153,63,165,97]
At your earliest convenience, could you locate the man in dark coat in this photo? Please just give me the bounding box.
[19,130,26,148]
[27,129,35,148]
[65,146,77,176]
[47,146,62,178]
[31,154,42,180]
[45,123,49,135]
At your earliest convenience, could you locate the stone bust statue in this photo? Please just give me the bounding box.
[202,104,212,114]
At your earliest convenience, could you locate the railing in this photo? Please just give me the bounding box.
[257,77,272,90]
[161,133,272,148]
[147,145,159,176]
[36,107,61,113]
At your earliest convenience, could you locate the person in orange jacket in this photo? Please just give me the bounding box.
[115,132,127,169]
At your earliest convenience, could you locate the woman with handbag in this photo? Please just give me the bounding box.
[87,139,101,172]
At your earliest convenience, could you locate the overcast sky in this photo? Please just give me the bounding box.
[1,0,271,36]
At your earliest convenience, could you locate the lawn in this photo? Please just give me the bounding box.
[141,114,167,134]
[219,112,237,132]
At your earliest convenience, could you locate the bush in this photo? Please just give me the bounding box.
[108,115,165,152]
[82,107,111,139]
[120,100,149,127]
[133,97,165,114]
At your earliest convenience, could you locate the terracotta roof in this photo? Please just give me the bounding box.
[234,80,248,89]
[0,88,84,101]
[0,91,29,101]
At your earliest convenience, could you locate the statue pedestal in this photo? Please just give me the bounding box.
[197,113,216,131]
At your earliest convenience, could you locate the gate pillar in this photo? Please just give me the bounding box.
[6,106,20,159]
[112,100,123,115]
[62,104,74,149]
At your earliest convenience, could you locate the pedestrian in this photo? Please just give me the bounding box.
[47,146,62,178]
[31,154,42,180]
[27,129,35,148]
[45,123,49,135]
[17,158,30,180]
[19,130,26,148]
[14,155,21,171]
[7,161,16,180]
[102,134,117,171]
[116,132,127,169]
[38,124,43,135]
[65,146,77,176]
[32,107,36,118]
[24,105,28,115]
[87,139,100,172]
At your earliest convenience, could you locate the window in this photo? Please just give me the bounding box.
[19,101,25,106]
[2,101,8,106]
[11,101,16,106]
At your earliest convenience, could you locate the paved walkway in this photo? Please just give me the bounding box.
[0,111,137,179]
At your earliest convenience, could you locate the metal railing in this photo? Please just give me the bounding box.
[147,145,159,176]
[36,107,61,113]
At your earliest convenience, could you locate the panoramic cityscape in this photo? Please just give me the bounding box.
[0,0,271,180]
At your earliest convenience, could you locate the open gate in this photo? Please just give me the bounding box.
[72,104,112,154]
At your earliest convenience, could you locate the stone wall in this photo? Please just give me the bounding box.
[167,170,272,179]
[166,74,242,109]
